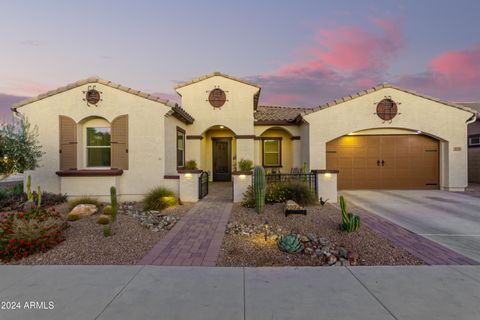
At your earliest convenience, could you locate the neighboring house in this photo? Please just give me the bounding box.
[11,72,476,201]
[458,102,480,183]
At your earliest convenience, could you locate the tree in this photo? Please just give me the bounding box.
[0,119,43,179]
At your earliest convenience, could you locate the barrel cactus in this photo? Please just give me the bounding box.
[339,195,361,232]
[278,234,304,253]
[253,166,266,214]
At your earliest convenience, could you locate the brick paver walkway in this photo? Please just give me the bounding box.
[349,206,479,265]
[138,182,232,266]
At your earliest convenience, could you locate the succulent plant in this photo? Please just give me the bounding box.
[67,211,80,221]
[253,166,266,214]
[97,214,111,225]
[110,186,117,222]
[103,205,112,215]
[339,195,361,232]
[278,234,305,253]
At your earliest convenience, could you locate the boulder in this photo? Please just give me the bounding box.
[70,204,97,217]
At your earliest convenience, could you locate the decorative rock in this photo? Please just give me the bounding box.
[325,254,337,266]
[70,204,97,217]
[315,248,323,257]
[304,247,314,255]
[347,251,359,266]
[306,233,318,242]
[299,235,310,243]
[338,247,348,259]
[319,237,330,246]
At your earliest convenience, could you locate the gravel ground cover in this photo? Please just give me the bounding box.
[9,202,194,265]
[217,203,424,267]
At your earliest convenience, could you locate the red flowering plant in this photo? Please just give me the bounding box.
[0,205,66,263]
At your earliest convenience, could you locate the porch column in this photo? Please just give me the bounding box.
[178,169,202,202]
[291,136,302,169]
[236,136,255,165]
[186,136,203,169]
[232,171,252,202]
[313,169,338,203]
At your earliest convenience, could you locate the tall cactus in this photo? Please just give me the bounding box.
[26,175,33,202]
[36,186,42,208]
[110,186,118,222]
[339,195,361,232]
[253,166,266,214]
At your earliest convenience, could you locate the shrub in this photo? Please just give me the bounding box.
[67,211,81,221]
[68,197,99,211]
[0,207,65,262]
[103,205,112,215]
[238,159,253,171]
[185,160,198,170]
[35,192,67,207]
[160,196,177,207]
[143,187,177,211]
[241,185,256,208]
[97,214,110,225]
[266,182,316,206]
[0,188,8,201]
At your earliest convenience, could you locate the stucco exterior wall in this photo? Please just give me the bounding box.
[164,115,186,176]
[18,83,173,200]
[304,87,474,191]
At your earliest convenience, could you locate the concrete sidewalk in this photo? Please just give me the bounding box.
[1,266,480,320]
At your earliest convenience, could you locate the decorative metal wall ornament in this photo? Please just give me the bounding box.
[82,85,103,107]
[374,96,401,123]
[206,86,228,109]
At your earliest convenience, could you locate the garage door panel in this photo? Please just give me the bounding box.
[326,134,439,190]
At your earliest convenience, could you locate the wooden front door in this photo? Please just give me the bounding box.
[212,139,231,181]
[326,135,439,189]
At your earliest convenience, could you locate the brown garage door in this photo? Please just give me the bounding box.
[326,135,439,189]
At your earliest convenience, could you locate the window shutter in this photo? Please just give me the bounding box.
[59,116,77,170]
[111,115,129,169]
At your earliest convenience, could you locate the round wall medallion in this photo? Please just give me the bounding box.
[376,99,398,121]
[86,89,101,105]
[208,88,226,108]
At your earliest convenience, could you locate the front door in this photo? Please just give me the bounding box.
[212,139,231,181]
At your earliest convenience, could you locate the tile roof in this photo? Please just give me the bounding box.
[175,71,261,89]
[11,77,194,124]
[457,102,480,114]
[255,105,310,124]
[301,83,477,116]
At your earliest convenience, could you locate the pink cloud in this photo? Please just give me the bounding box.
[0,79,52,97]
[397,43,480,101]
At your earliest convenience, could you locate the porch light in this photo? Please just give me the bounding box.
[239,174,246,180]
[219,125,224,129]
[324,173,332,178]
[416,130,422,134]
[185,173,192,179]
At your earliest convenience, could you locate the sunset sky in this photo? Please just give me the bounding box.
[1,0,479,120]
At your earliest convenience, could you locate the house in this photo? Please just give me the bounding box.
[458,102,480,183]
[11,72,476,201]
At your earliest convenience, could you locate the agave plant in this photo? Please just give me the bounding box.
[278,234,304,253]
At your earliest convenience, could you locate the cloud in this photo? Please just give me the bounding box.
[0,79,51,97]
[397,43,480,101]
[253,17,405,106]
[20,40,40,46]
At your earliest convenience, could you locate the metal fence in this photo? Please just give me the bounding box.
[198,171,209,199]
[264,173,317,195]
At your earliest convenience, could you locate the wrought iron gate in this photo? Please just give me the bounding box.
[199,171,209,199]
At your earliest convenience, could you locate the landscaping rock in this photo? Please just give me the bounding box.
[325,254,337,266]
[70,204,97,217]
[304,247,314,255]
[299,235,310,243]
[338,247,348,259]
[306,233,318,242]
[347,251,359,266]
[319,237,330,246]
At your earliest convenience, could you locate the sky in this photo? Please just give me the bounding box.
[1,0,480,121]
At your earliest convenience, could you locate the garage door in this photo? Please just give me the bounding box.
[326,135,439,189]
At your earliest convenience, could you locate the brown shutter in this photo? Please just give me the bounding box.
[59,115,77,170]
[111,115,129,169]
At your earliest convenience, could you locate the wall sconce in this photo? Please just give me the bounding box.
[324,173,332,179]
[185,173,192,179]
[239,174,246,180]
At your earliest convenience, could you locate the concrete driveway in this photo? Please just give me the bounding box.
[342,190,480,262]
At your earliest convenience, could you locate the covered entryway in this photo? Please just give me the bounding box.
[212,138,232,181]
[327,134,439,189]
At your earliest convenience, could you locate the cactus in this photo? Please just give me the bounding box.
[67,211,81,221]
[110,186,117,222]
[339,195,361,232]
[253,166,266,214]
[36,186,42,208]
[97,214,111,225]
[278,234,304,253]
[26,175,33,202]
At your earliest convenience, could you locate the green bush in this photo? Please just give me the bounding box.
[68,197,99,211]
[0,188,8,201]
[97,214,110,225]
[238,159,253,171]
[241,185,256,208]
[143,187,177,211]
[185,160,198,170]
[266,182,317,206]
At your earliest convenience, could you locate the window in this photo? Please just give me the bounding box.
[469,135,480,147]
[177,127,185,168]
[262,138,282,167]
[86,127,111,167]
